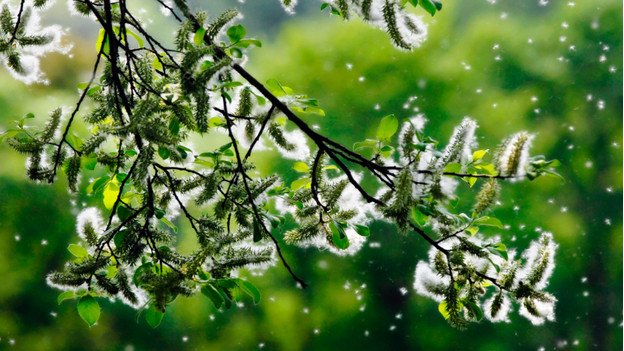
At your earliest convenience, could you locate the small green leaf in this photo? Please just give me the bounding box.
[193,27,206,46]
[291,177,310,191]
[77,295,100,327]
[160,217,178,232]
[376,114,398,142]
[158,146,170,160]
[330,220,349,249]
[252,219,262,242]
[412,206,429,226]
[236,280,261,304]
[444,162,462,174]
[438,300,450,319]
[353,224,370,237]
[472,149,488,162]
[83,155,97,171]
[293,162,309,172]
[68,244,89,258]
[464,300,483,321]
[58,291,76,305]
[102,181,120,210]
[227,24,246,43]
[145,305,164,328]
[475,216,504,228]
[419,0,437,16]
[117,205,131,222]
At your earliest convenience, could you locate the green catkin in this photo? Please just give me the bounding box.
[472,179,500,214]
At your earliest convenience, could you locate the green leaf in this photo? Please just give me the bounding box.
[145,305,164,328]
[464,300,483,321]
[353,139,378,151]
[330,220,349,249]
[160,217,178,232]
[113,229,127,247]
[444,162,462,174]
[154,208,166,219]
[265,78,288,97]
[412,206,429,226]
[68,244,89,258]
[293,161,309,172]
[117,205,131,222]
[236,280,261,304]
[438,300,450,319]
[472,149,488,162]
[475,216,504,228]
[158,146,170,160]
[227,24,246,43]
[102,181,120,210]
[106,265,118,279]
[252,219,262,242]
[291,177,310,191]
[419,0,437,16]
[57,291,76,305]
[465,226,479,236]
[376,114,398,142]
[95,28,109,54]
[233,39,262,48]
[353,224,370,237]
[83,155,97,171]
[193,27,206,46]
[77,295,100,327]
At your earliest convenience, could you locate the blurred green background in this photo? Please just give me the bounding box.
[0,0,621,350]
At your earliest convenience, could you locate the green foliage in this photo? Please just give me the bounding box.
[0,0,575,334]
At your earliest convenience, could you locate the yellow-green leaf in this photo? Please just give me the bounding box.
[293,162,309,172]
[103,181,120,209]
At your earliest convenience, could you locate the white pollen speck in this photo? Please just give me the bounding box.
[582,291,589,297]
[599,55,607,62]
[559,36,567,42]
[259,342,265,348]
[344,281,351,290]
[14,235,20,241]
[528,38,534,43]
[584,161,593,168]
[500,12,507,19]
[492,103,498,108]
[560,207,568,213]
[358,76,365,82]
[369,242,381,248]
[364,330,370,337]
[41,240,48,245]
[303,308,309,314]
[346,63,353,70]
[492,44,500,50]
[476,88,482,93]
[597,100,605,109]
[461,61,471,70]
[399,287,408,295]
[374,104,381,110]
[531,96,538,102]
[182,336,188,342]
[395,313,403,319]
[604,218,611,226]
[314,329,320,334]
[561,22,569,28]
[389,325,396,331]
[569,126,575,131]
[609,66,616,73]
[567,1,575,6]
[606,187,613,193]
[209,314,215,320]
[581,277,587,283]
[50,311,57,317]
